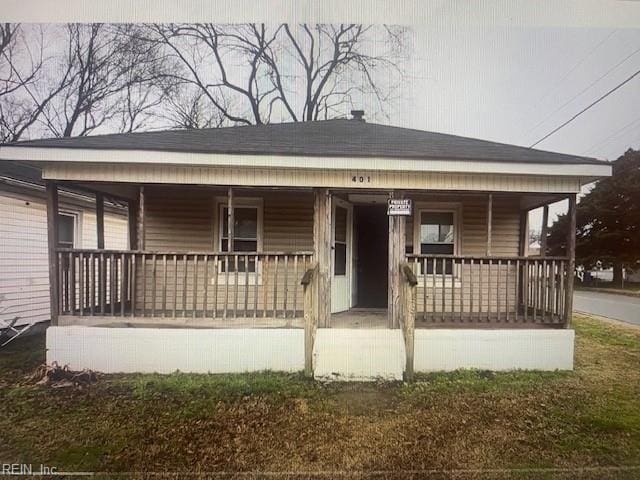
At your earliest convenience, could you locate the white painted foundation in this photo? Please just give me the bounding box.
[414,329,575,372]
[313,329,405,381]
[47,326,304,374]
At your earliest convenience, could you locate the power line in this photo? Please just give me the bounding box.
[529,68,640,148]
[526,44,640,136]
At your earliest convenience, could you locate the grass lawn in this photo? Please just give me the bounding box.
[1,315,639,479]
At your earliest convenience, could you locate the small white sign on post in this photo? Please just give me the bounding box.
[387,198,412,216]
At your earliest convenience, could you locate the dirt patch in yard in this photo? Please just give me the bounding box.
[1,316,639,478]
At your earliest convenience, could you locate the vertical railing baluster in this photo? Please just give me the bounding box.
[506,259,511,322]
[422,258,427,321]
[69,252,76,315]
[459,259,463,322]
[533,260,538,322]
[203,255,209,318]
[140,253,146,317]
[172,254,178,318]
[120,252,126,317]
[254,254,259,318]
[130,253,136,317]
[78,253,84,315]
[193,254,198,318]
[293,255,299,318]
[151,254,157,318]
[162,254,168,317]
[244,254,249,317]
[496,259,501,322]
[273,255,279,318]
[109,254,116,316]
[469,258,474,322]
[431,258,436,321]
[233,255,239,318]
[451,259,456,322]
[263,255,269,318]
[182,254,188,318]
[441,258,446,322]
[89,253,95,316]
[223,256,229,319]
[212,255,219,319]
[283,255,289,319]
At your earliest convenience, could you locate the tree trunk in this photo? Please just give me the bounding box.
[612,261,624,288]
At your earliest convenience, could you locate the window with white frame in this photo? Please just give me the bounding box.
[418,210,456,274]
[218,200,262,273]
[57,212,78,248]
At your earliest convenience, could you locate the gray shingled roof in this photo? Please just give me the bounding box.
[6,119,603,165]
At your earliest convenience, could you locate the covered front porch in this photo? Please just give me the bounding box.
[49,184,575,330]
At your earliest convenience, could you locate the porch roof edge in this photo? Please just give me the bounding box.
[0,145,612,181]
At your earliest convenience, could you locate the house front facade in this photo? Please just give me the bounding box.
[0,117,611,380]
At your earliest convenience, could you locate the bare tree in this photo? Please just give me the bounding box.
[39,24,176,137]
[146,23,407,125]
[0,24,70,142]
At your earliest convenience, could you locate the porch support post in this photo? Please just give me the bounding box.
[313,188,331,328]
[486,193,493,256]
[128,199,138,250]
[388,191,406,329]
[565,194,577,327]
[518,209,529,311]
[540,204,549,256]
[137,186,145,250]
[227,187,234,252]
[96,193,105,250]
[46,181,59,326]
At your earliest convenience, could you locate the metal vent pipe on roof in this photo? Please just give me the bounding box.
[350,110,365,121]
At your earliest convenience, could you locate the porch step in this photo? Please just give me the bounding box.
[313,329,405,381]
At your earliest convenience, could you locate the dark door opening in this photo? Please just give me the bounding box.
[354,204,388,308]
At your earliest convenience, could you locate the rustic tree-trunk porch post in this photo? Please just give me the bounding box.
[313,188,331,328]
[486,193,493,256]
[46,182,59,326]
[388,191,406,329]
[128,198,138,250]
[96,193,105,250]
[136,186,145,250]
[565,194,577,327]
[540,204,549,257]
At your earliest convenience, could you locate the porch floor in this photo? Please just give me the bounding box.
[330,309,565,329]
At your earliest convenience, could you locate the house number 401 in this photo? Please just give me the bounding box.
[351,175,371,183]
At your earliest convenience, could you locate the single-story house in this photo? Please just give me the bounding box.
[0,114,611,379]
[0,161,128,343]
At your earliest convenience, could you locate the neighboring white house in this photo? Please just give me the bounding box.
[0,161,128,335]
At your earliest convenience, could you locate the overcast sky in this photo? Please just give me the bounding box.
[5,0,640,230]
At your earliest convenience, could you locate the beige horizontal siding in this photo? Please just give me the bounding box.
[44,163,583,194]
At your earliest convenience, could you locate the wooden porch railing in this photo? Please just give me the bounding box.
[405,255,571,325]
[57,249,314,320]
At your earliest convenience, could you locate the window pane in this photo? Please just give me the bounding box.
[222,207,257,239]
[420,212,454,244]
[335,206,347,242]
[235,208,257,239]
[334,242,347,275]
[58,214,75,247]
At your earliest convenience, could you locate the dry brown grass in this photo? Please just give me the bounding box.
[1,315,639,479]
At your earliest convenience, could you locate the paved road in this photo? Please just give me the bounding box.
[574,291,640,326]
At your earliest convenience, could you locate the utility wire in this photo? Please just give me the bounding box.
[526,45,640,135]
[529,68,640,148]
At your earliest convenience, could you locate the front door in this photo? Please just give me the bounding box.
[331,198,353,313]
